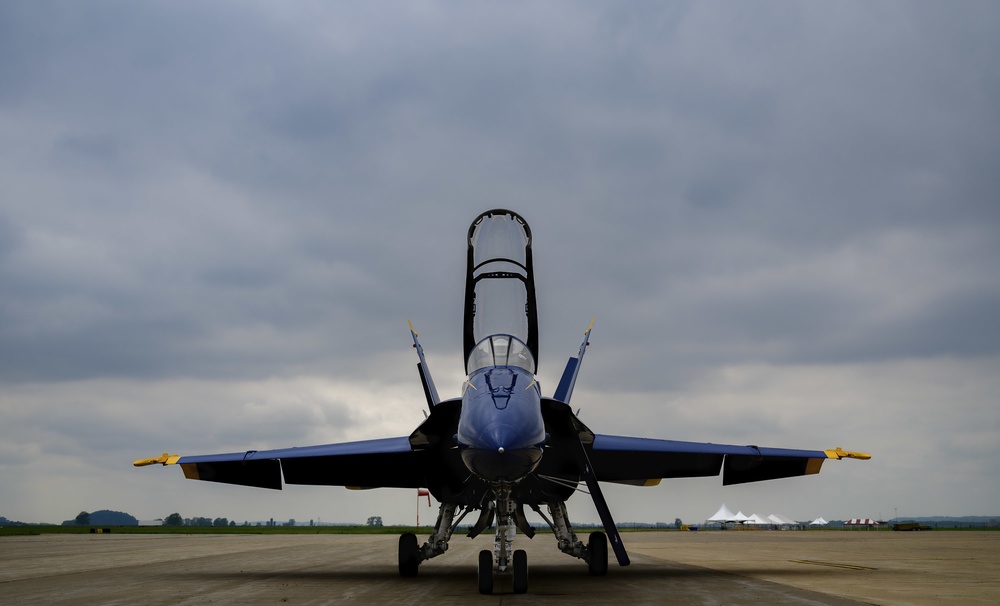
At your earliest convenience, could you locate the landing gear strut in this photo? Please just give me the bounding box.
[398,502,464,577]
[533,500,608,574]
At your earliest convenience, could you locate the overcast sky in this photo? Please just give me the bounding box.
[1,1,998,528]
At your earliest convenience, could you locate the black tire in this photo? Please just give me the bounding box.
[588,531,608,576]
[512,549,528,594]
[398,533,420,577]
[478,549,494,595]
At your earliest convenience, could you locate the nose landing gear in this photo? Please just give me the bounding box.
[512,548,528,594]
[478,485,529,595]
[478,548,528,595]
[477,549,493,594]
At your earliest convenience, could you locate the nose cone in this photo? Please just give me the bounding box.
[483,422,520,452]
[461,422,542,482]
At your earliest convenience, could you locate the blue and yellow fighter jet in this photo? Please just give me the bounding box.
[136,209,869,594]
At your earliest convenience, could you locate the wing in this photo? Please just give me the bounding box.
[134,436,428,490]
[588,434,870,486]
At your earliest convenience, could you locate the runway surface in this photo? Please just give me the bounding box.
[1,530,997,605]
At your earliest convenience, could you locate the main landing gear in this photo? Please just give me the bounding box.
[397,497,609,594]
[534,500,609,576]
[397,502,461,578]
[398,533,420,577]
[587,531,608,576]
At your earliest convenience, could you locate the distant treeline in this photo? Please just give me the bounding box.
[0,516,30,526]
[882,517,998,529]
[61,510,138,526]
[896,516,998,524]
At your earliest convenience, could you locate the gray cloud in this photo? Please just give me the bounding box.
[1,1,998,523]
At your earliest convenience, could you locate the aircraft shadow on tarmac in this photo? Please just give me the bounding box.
[178,558,860,587]
[173,563,864,605]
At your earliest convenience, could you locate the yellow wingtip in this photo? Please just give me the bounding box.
[133,453,181,467]
[805,457,825,475]
[825,447,871,461]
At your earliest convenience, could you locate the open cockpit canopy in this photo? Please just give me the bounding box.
[463,209,538,372]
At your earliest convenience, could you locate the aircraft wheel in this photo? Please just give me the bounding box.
[512,549,528,594]
[588,531,608,576]
[477,549,494,595]
[398,533,420,577]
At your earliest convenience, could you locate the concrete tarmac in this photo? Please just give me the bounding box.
[1,530,997,605]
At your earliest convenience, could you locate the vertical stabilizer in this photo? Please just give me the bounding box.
[553,319,594,404]
[408,320,440,408]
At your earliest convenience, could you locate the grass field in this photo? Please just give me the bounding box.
[0,525,425,537]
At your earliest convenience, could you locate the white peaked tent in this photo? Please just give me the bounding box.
[809,517,829,526]
[768,514,797,526]
[747,514,770,525]
[732,511,750,523]
[708,504,737,522]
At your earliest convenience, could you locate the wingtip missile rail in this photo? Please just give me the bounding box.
[133,453,181,467]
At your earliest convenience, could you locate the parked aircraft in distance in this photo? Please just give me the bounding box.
[136,209,870,594]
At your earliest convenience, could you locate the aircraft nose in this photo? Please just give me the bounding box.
[461,423,542,482]
[483,423,519,451]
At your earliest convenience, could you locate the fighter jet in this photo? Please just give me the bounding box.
[136,209,869,595]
